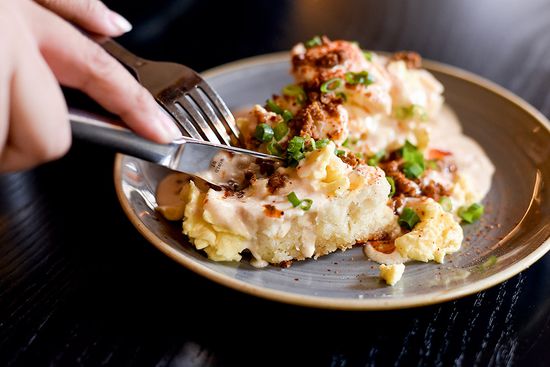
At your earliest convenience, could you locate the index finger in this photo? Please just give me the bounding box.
[35,0,132,36]
[26,1,181,143]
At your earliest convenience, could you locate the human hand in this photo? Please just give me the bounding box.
[0,0,181,172]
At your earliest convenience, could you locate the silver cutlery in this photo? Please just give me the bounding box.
[69,109,283,191]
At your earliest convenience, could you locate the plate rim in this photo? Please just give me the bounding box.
[113,51,550,310]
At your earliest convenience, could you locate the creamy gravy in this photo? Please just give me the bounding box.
[428,105,495,200]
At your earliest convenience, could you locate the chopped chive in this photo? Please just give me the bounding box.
[367,149,386,167]
[401,141,425,178]
[282,84,306,104]
[287,136,305,154]
[266,99,283,114]
[335,149,346,157]
[439,197,452,212]
[305,35,322,48]
[398,207,420,230]
[282,110,293,122]
[306,137,316,151]
[273,122,289,141]
[267,141,283,156]
[363,50,373,61]
[342,138,350,148]
[395,104,428,121]
[287,192,302,207]
[344,71,375,86]
[336,92,347,101]
[300,198,313,211]
[320,78,343,93]
[386,176,396,198]
[403,162,424,179]
[287,192,313,211]
[315,138,330,149]
[254,123,274,142]
[458,203,484,224]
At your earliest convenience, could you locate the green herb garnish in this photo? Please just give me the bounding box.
[287,192,313,211]
[344,71,375,86]
[438,197,452,212]
[320,78,343,93]
[266,99,283,114]
[273,122,289,141]
[458,203,484,223]
[386,176,396,198]
[367,149,386,167]
[395,104,428,121]
[398,207,420,230]
[254,123,274,142]
[401,141,425,178]
[305,36,322,48]
[282,84,306,104]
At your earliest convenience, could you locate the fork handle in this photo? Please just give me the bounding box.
[69,108,177,166]
[99,38,146,73]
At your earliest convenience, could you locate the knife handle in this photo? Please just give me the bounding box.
[68,108,177,166]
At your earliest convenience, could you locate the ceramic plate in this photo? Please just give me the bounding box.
[114,52,550,310]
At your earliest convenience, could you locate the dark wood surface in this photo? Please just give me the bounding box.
[1,0,549,366]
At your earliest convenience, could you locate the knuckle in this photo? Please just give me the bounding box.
[80,42,115,87]
[122,86,154,118]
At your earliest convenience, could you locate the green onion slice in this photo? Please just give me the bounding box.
[363,51,373,61]
[287,136,305,154]
[254,123,274,142]
[320,78,343,93]
[398,207,420,230]
[335,149,346,157]
[336,92,347,102]
[344,71,375,86]
[403,162,424,179]
[315,139,330,149]
[266,99,284,115]
[305,36,322,48]
[273,122,289,141]
[367,149,386,167]
[282,110,293,122]
[267,141,282,156]
[282,84,306,104]
[438,197,452,212]
[458,203,484,223]
[401,141,425,178]
[300,199,313,211]
[386,176,396,198]
[287,192,313,211]
[287,192,301,207]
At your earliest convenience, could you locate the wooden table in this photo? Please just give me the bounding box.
[1,0,549,365]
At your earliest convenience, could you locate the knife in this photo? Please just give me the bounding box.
[69,108,284,191]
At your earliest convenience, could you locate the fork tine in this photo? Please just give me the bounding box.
[157,101,203,140]
[187,88,232,145]
[198,82,241,141]
[177,96,222,143]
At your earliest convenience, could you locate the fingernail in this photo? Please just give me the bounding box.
[158,110,182,141]
[109,11,133,34]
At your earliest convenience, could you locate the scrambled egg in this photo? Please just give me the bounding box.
[379,264,406,286]
[395,199,463,263]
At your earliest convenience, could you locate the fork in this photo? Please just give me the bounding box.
[99,38,240,146]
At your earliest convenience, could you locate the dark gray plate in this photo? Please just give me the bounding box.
[114,53,550,310]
